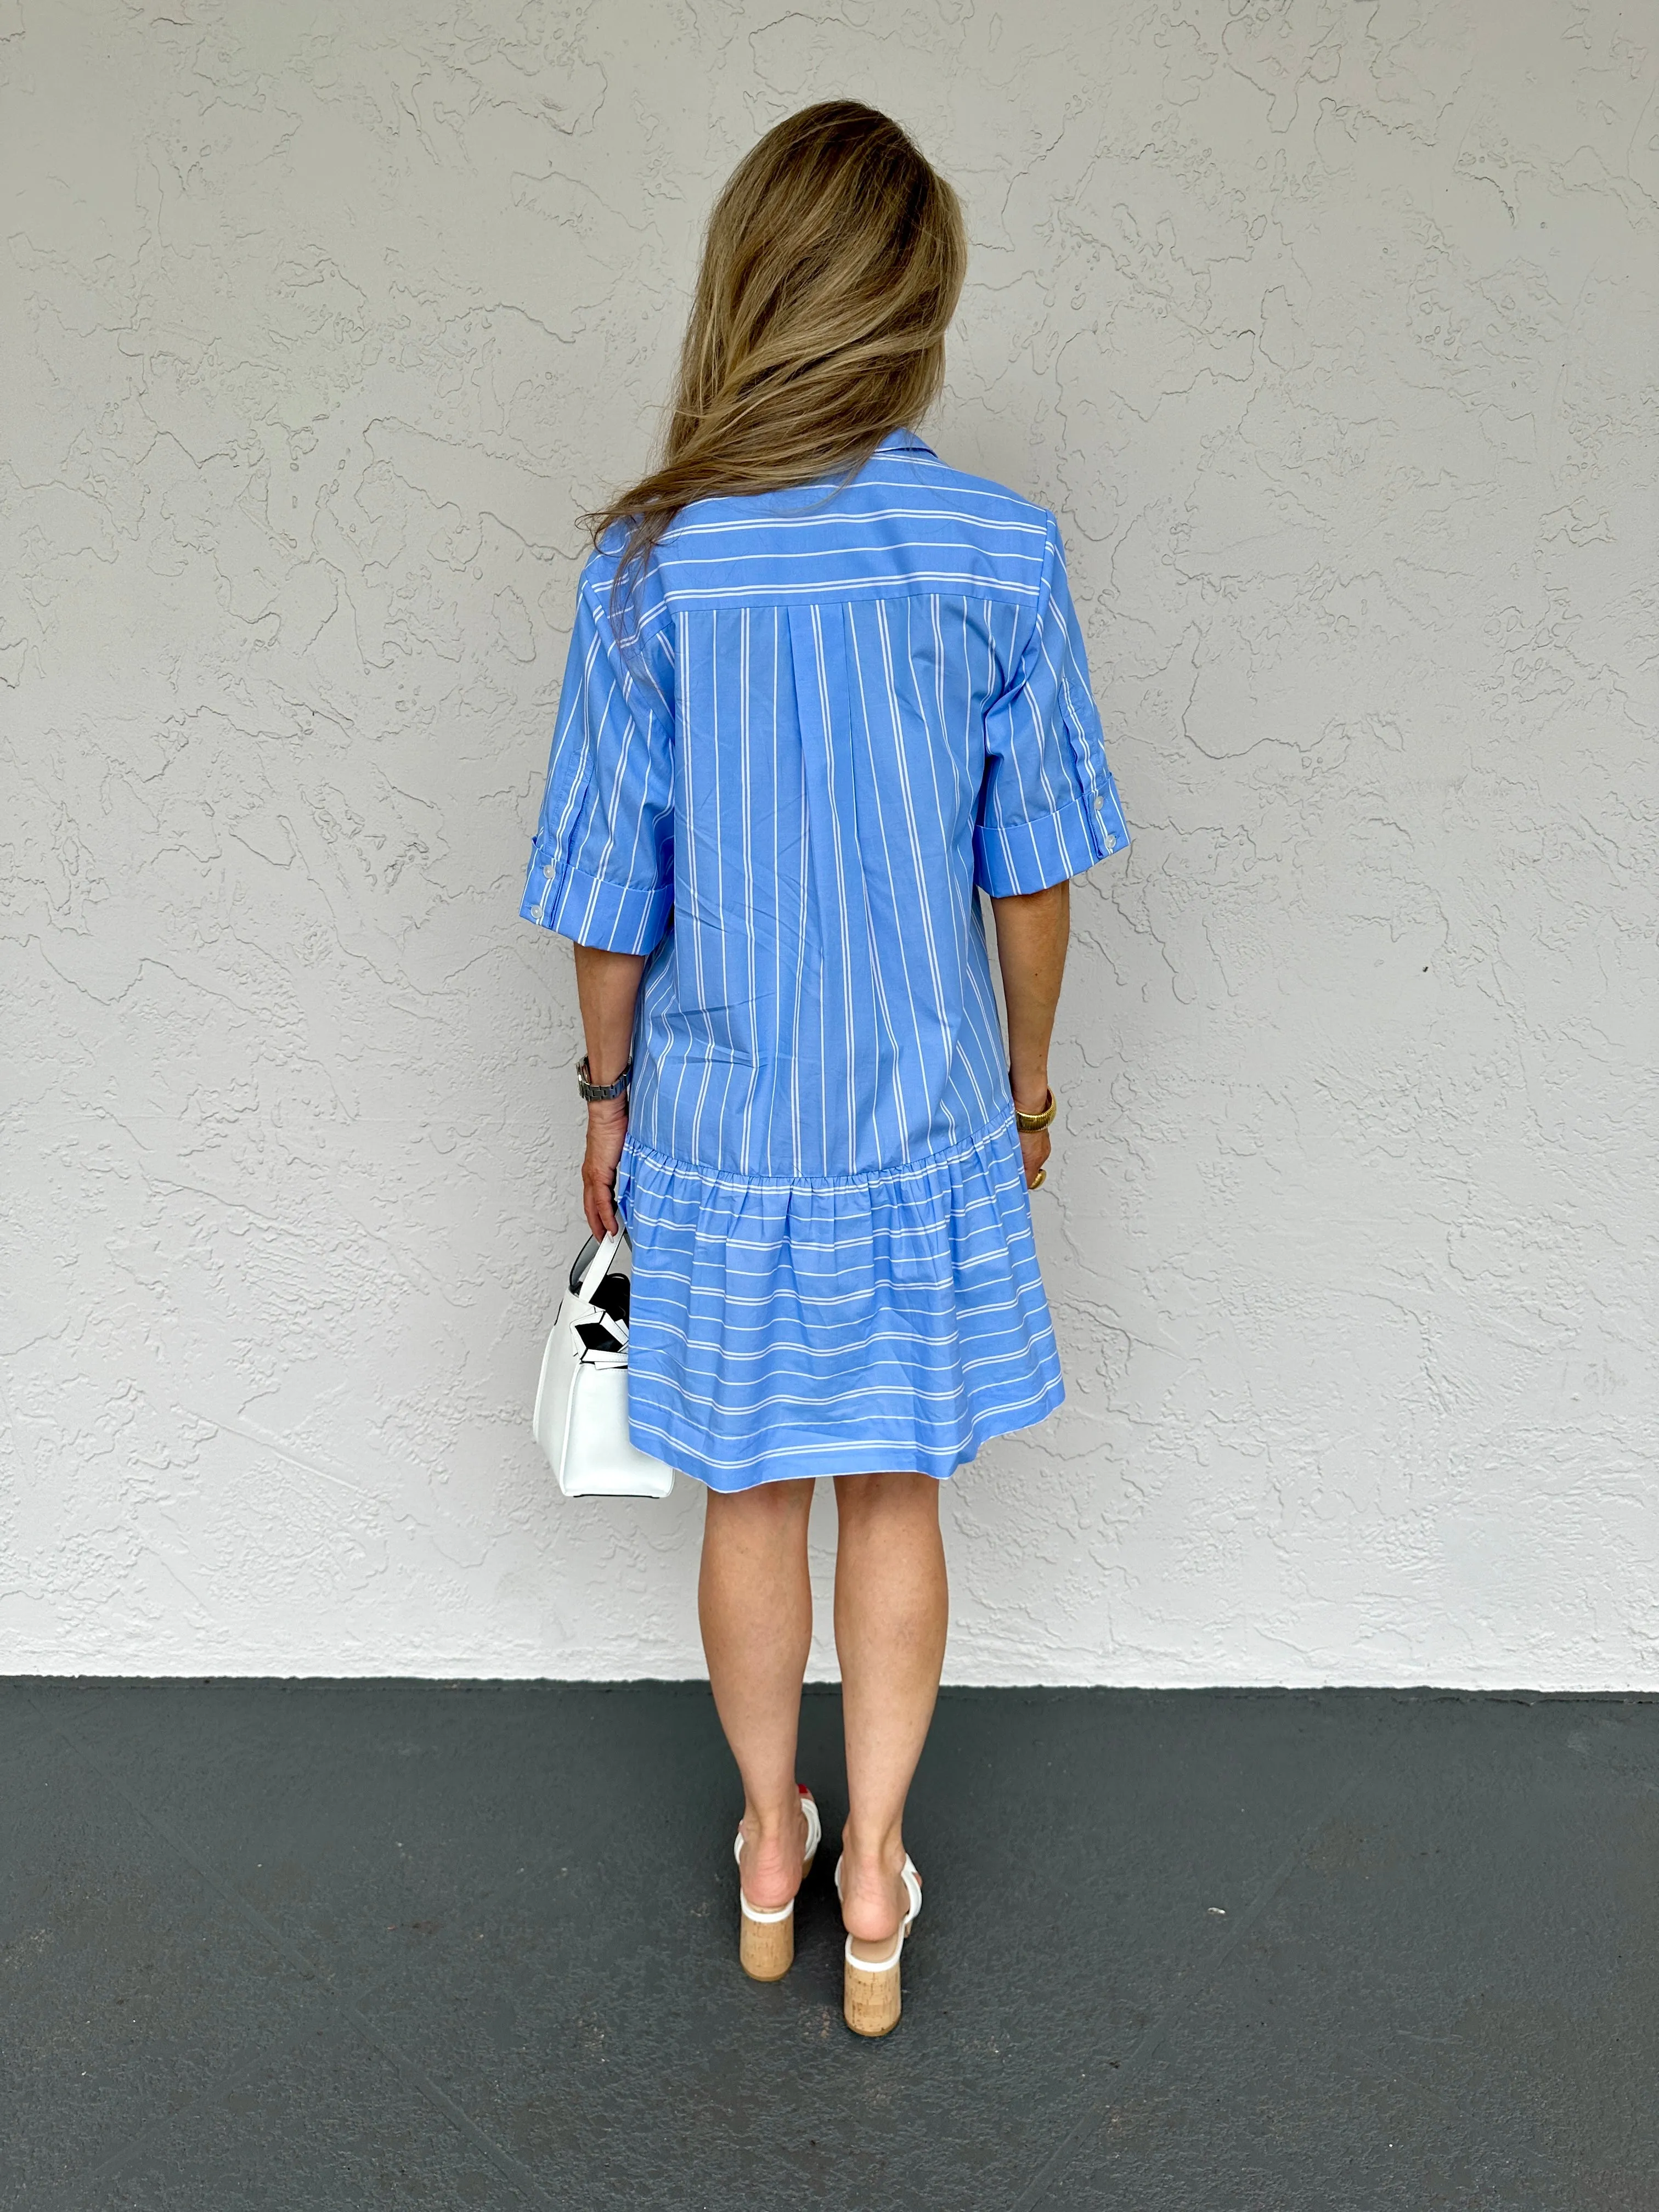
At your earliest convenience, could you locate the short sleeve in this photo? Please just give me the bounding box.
[520,560,675,953]
[974,517,1131,896]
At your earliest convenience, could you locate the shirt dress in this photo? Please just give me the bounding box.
[521,429,1130,1491]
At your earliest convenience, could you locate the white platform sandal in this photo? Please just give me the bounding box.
[734,1785,822,1982]
[834,1852,923,2036]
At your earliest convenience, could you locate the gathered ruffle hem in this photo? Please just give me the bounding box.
[614,1117,1064,1492]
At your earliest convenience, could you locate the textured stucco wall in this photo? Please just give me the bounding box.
[4,2,1655,1685]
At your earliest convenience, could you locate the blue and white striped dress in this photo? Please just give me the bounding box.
[522,430,1130,1491]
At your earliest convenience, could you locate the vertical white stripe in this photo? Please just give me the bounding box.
[877,600,951,1128]
[806,605,860,1170]
[737,607,759,1176]
[844,605,916,1156]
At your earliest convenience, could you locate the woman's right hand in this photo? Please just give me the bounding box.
[582,1098,629,1240]
[572,942,647,1240]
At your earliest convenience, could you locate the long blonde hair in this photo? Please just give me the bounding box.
[587,101,965,610]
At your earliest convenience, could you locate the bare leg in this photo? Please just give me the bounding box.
[833,1471,949,1961]
[698,1477,815,1911]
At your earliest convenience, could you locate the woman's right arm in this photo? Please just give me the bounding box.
[574,941,647,1240]
[989,881,1070,1189]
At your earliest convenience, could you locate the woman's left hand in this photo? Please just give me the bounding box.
[582,1098,629,1240]
[1017,1122,1051,1192]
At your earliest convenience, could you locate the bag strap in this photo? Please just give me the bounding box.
[576,1228,622,1308]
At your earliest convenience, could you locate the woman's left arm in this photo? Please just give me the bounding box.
[574,943,646,1239]
[989,880,1070,1189]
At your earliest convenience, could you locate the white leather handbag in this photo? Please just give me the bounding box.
[532,1229,674,1499]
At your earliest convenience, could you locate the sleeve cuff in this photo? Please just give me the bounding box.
[974,788,1130,896]
[520,848,673,954]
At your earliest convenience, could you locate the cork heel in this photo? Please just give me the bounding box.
[739,1899,797,1981]
[735,1786,820,1984]
[843,1944,904,2035]
[836,1854,923,2039]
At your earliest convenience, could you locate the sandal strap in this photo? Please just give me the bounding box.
[799,1787,822,1866]
[844,1927,905,1973]
[899,1853,922,1926]
[741,1892,795,1926]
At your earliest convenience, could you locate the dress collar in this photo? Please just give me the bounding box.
[877,426,936,459]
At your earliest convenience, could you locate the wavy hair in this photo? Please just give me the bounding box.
[585,101,966,618]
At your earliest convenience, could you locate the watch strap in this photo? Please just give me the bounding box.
[577,1054,632,1103]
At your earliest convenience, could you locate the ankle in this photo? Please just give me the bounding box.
[839,1818,904,1875]
[744,1790,807,1845]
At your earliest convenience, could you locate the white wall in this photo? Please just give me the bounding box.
[3,1,1655,1686]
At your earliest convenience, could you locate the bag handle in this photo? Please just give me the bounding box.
[576,1228,623,1307]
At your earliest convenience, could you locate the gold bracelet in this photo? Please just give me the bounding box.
[1013,1085,1057,1132]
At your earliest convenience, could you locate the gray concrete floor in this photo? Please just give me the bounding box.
[2,1682,1656,2210]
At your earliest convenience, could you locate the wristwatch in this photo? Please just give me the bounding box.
[577,1054,632,1103]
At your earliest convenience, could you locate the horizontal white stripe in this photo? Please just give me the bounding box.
[640,1296,1041,1362]
[622,1122,1020,1193]
[657,572,1045,604]
[666,501,1048,543]
[628,1379,1063,1475]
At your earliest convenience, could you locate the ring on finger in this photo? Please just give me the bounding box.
[1030,1167,1047,1189]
